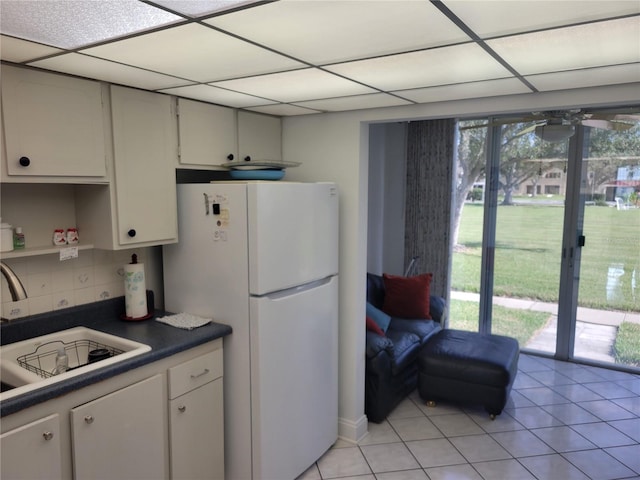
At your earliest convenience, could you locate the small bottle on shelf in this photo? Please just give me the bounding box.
[53,229,66,246]
[13,227,25,249]
[66,228,79,245]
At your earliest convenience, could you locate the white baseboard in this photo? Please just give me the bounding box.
[337,414,368,444]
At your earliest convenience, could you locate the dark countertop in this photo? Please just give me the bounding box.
[1,292,231,417]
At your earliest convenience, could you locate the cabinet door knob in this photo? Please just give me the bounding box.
[84,415,94,424]
[19,156,31,167]
[43,431,54,441]
[227,154,234,161]
[244,156,251,162]
[178,405,186,413]
[127,229,136,238]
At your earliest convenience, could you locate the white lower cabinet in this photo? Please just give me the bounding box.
[169,379,224,479]
[0,339,224,480]
[168,350,224,479]
[71,374,165,480]
[0,414,62,479]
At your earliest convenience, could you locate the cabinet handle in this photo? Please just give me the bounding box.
[178,405,186,413]
[84,415,94,424]
[190,368,210,379]
[19,156,30,167]
[244,156,251,162]
[127,229,136,238]
[43,431,54,441]
[227,154,234,161]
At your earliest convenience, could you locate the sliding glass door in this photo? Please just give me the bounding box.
[488,122,570,356]
[571,125,640,368]
[452,110,640,372]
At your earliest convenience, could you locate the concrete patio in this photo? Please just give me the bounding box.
[450,291,640,364]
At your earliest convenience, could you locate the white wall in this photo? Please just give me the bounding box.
[282,82,640,443]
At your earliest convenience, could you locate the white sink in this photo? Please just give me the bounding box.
[1,327,150,401]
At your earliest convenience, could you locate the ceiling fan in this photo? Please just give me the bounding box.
[460,109,640,143]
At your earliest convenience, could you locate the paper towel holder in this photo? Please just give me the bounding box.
[121,290,154,322]
[123,254,151,321]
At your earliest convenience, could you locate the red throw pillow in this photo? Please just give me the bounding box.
[382,273,432,319]
[366,316,385,336]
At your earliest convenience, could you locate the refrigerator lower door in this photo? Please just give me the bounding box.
[249,275,338,480]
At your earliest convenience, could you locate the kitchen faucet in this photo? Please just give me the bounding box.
[1,261,28,301]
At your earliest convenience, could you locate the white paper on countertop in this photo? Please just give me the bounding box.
[155,313,212,330]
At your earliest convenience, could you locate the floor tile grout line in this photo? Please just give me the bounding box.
[311,353,639,480]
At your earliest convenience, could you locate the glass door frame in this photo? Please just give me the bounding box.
[477,122,587,361]
[555,125,587,360]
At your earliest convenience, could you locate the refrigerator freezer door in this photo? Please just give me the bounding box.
[250,275,339,480]
[248,182,338,295]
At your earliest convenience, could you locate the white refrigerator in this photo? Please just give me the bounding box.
[163,181,339,480]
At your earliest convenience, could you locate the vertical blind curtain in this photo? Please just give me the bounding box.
[405,119,456,300]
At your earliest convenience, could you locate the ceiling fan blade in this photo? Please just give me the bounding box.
[582,119,636,131]
[458,115,542,130]
[458,123,489,130]
[585,112,640,122]
[514,124,539,136]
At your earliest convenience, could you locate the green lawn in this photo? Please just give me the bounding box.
[451,201,640,365]
[449,299,549,348]
[452,202,640,311]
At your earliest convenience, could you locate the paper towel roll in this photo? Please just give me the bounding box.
[124,262,147,319]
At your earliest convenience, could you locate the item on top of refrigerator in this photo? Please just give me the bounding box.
[53,229,66,245]
[219,159,301,170]
[229,169,285,181]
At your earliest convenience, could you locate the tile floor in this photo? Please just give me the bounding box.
[300,354,640,480]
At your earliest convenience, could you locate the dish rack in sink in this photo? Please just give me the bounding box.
[17,340,124,379]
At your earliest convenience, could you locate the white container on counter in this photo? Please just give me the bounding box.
[1,221,14,252]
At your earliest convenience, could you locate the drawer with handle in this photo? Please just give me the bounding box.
[168,348,223,399]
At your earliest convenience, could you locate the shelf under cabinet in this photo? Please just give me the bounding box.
[1,244,94,259]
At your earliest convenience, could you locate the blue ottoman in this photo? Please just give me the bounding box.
[417,329,519,418]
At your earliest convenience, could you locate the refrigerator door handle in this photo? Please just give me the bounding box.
[254,275,335,300]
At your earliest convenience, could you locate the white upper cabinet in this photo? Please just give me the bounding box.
[1,66,107,180]
[109,85,178,247]
[177,98,237,167]
[238,111,282,162]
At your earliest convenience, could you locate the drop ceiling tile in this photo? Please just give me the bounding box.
[149,0,258,18]
[487,17,640,76]
[325,43,512,92]
[0,35,63,63]
[206,1,470,65]
[159,84,275,108]
[210,68,377,103]
[526,64,640,92]
[444,0,640,38]
[294,93,413,113]
[245,104,320,116]
[395,77,532,103]
[29,53,194,90]
[0,0,183,49]
[82,23,305,83]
